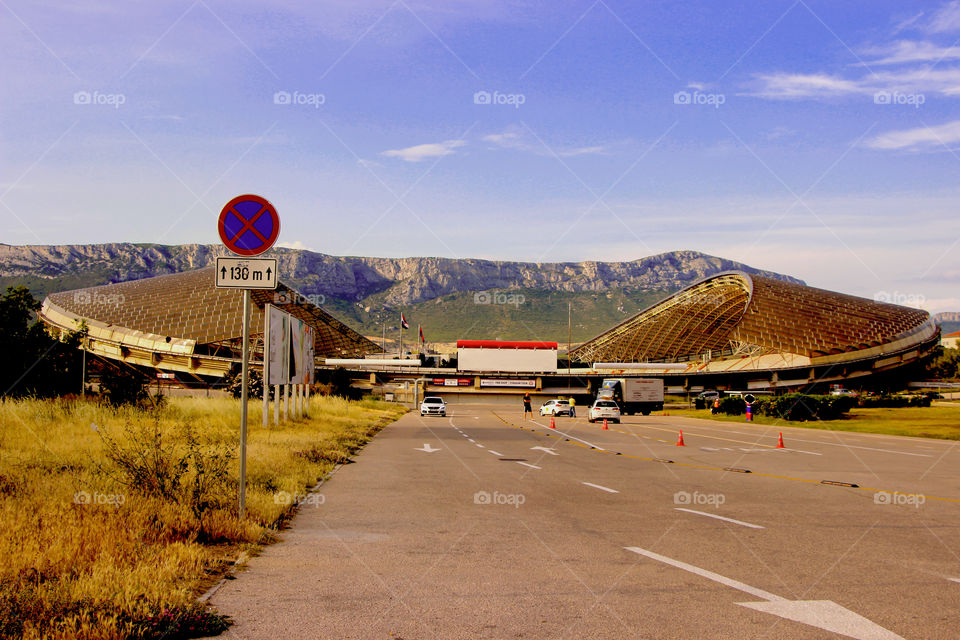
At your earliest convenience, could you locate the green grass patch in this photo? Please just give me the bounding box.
[670,405,960,440]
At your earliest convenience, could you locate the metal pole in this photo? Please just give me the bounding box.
[567,302,572,378]
[80,338,86,397]
[274,384,280,425]
[262,304,270,427]
[239,288,251,519]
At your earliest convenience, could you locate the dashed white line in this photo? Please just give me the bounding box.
[488,450,503,456]
[582,482,619,494]
[674,508,764,529]
[516,462,541,470]
[476,444,485,448]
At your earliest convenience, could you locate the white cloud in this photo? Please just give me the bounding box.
[865,119,960,150]
[483,128,609,156]
[277,240,315,251]
[747,72,864,99]
[928,0,960,33]
[858,40,960,66]
[380,139,466,162]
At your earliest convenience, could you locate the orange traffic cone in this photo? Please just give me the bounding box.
[776,432,785,448]
[550,416,556,429]
[602,418,609,430]
[676,430,686,446]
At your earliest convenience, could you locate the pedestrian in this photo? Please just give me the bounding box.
[569,395,576,418]
[523,392,532,419]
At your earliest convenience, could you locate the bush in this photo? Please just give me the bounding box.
[859,394,933,408]
[713,393,856,421]
[224,368,264,399]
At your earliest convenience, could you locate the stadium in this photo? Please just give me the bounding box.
[38,268,939,395]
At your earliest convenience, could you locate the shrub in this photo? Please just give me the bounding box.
[714,393,856,421]
[859,394,932,408]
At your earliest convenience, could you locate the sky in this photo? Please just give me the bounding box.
[1,0,959,312]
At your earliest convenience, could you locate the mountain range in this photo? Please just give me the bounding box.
[0,242,917,343]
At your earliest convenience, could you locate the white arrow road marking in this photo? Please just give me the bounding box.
[625,547,904,640]
[674,508,764,529]
[531,446,559,456]
[582,482,619,493]
[415,444,441,453]
[516,462,541,470]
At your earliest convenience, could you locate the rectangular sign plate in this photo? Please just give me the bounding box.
[215,257,278,289]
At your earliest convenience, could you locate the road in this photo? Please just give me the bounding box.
[208,404,960,639]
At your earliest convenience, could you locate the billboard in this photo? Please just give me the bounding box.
[266,304,314,385]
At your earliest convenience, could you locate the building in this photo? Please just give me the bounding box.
[942,330,960,350]
[568,271,939,392]
[39,267,381,383]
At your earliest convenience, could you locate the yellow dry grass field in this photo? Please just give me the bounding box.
[0,395,406,639]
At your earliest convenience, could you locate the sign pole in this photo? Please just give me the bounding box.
[239,288,251,518]
[262,304,271,428]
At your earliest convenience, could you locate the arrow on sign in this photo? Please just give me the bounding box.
[625,547,903,640]
[220,266,227,278]
[531,446,559,456]
[415,444,441,453]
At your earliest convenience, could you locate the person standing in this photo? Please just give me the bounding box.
[569,395,576,418]
[523,392,532,419]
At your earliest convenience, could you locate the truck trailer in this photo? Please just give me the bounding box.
[597,378,664,415]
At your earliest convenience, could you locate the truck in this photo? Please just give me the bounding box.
[596,377,664,415]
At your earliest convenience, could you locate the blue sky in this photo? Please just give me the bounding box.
[2,0,959,312]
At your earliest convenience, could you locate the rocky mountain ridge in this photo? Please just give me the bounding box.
[0,243,802,306]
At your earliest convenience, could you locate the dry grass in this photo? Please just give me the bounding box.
[0,395,406,639]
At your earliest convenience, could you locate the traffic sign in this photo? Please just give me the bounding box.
[218,194,280,256]
[215,257,278,289]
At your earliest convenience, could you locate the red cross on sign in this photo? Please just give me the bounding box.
[218,194,281,256]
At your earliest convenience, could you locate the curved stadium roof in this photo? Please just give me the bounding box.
[39,267,381,377]
[569,271,936,367]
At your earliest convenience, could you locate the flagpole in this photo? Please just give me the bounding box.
[399,317,403,357]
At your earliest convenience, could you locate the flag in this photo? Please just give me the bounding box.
[401,313,409,330]
[418,325,424,343]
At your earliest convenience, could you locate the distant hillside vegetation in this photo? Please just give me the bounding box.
[1,243,805,342]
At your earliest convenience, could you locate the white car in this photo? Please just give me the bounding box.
[539,399,572,417]
[588,399,621,423]
[420,396,446,417]
[830,389,859,398]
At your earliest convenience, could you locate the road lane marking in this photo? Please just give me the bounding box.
[674,508,764,529]
[531,446,559,456]
[625,547,905,640]
[489,411,960,504]
[516,462,541,470]
[582,482,619,493]
[476,444,485,448]
[488,450,503,456]
[414,444,441,453]
[626,546,783,600]
[531,420,605,450]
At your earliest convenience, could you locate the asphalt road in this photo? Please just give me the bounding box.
[208,404,960,639]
